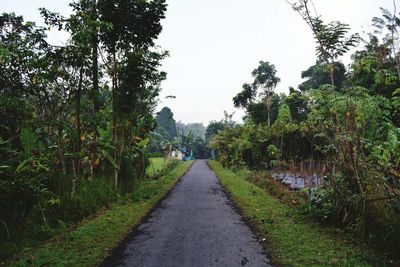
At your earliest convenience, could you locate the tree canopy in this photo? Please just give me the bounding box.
[155,107,178,140]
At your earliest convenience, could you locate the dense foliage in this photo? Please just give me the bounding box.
[2,0,400,264]
[210,2,400,258]
[0,0,167,259]
[155,107,177,141]
[176,121,206,140]
[152,106,210,159]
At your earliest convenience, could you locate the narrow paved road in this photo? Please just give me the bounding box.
[101,160,272,267]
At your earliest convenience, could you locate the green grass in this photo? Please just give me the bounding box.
[9,160,194,267]
[208,160,385,267]
[146,157,166,176]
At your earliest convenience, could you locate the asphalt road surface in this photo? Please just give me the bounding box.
[101,160,272,267]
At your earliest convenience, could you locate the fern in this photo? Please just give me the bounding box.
[392,88,400,109]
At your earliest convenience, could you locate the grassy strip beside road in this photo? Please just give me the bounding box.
[146,157,166,176]
[11,161,194,267]
[208,160,383,267]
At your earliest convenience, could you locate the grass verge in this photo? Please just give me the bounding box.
[208,160,385,267]
[146,157,166,176]
[9,160,194,267]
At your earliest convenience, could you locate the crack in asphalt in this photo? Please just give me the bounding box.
[101,160,273,267]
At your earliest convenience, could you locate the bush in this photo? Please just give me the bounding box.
[304,187,335,222]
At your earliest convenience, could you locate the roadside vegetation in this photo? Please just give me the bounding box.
[7,161,193,267]
[147,158,166,175]
[146,157,182,180]
[209,160,391,266]
[209,0,400,262]
[146,157,167,176]
[0,0,171,263]
[1,0,400,266]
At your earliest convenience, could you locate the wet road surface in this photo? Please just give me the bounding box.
[101,160,272,267]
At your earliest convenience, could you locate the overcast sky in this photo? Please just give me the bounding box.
[0,0,396,124]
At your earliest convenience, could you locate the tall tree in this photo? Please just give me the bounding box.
[372,3,400,81]
[285,0,359,87]
[233,83,257,110]
[273,103,296,159]
[233,61,280,126]
[155,107,177,140]
[252,61,281,126]
[98,0,167,186]
[41,0,97,182]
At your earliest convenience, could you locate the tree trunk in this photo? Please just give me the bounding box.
[91,0,99,114]
[389,0,400,82]
[71,64,84,197]
[395,59,400,83]
[393,44,400,82]
[329,63,335,87]
[90,0,99,178]
[112,51,118,187]
[115,127,125,186]
[266,97,271,126]
[75,66,84,178]
[58,122,66,175]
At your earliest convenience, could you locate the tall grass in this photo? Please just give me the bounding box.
[146,157,166,176]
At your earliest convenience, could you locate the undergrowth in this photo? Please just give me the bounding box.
[208,160,392,267]
[1,160,192,266]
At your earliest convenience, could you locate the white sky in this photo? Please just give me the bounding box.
[0,0,396,124]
